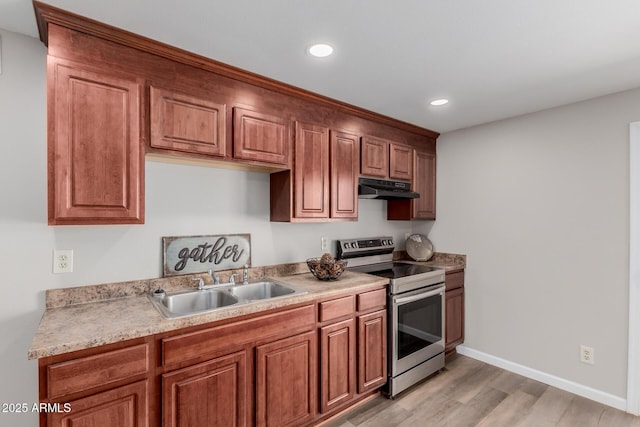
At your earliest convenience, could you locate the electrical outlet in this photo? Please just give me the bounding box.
[53,250,74,274]
[580,345,595,365]
[321,237,328,253]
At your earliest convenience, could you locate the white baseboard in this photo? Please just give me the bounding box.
[456,345,627,412]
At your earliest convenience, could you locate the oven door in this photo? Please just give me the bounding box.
[390,284,445,376]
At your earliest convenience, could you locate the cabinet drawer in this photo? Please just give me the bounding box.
[445,270,464,291]
[357,288,386,312]
[163,305,315,366]
[47,343,149,399]
[319,296,354,322]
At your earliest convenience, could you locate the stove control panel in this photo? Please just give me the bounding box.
[337,236,395,258]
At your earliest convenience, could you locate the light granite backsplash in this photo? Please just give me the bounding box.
[45,253,466,309]
[46,262,310,309]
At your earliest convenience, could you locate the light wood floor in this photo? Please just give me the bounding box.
[326,354,640,427]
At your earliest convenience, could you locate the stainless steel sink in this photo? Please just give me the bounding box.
[226,281,298,300]
[149,279,306,319]
[150,289,238,319]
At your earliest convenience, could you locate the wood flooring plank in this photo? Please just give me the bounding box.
[395,396,463,427]
[356,403,412,427]
[516,386,574,427]
[443,362,503,404]
[488,370,527,394]
[325,355,640,427]
[437,386,508,427]
[337,396,395,426]
[519,377,549,398]
[475,390,537,427]
[598,407,640,427]
[553,395,605,427]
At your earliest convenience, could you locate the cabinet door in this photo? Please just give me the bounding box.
[445,288,465,353]
[47,380,148,427]
[150,86,226,157]
[255,331,317,427]
[357,310,387,394]
[320,318,355,413]
[48,58,143,225]
[360,136,388,178]
[162,351,247,427]
[330,131,359,219]
[389,143,412,181]
[413,150,436,219]
[294,122,330,219]
[233,107,289,166]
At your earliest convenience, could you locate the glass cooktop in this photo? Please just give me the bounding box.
[349,261,440,280]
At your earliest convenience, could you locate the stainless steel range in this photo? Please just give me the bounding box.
[338,236,446,398]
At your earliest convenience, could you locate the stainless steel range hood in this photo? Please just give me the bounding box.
[358,177,420,200]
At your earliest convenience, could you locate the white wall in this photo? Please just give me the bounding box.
[0,29,417,426]
[429,87,640,399]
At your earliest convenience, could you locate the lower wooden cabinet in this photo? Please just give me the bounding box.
[357,310,387,393]
[255,331,317,427]
[445,270,465,355]
[39,287,387,427]
[320,318,355,413]
[47,380,148,427]
[162,351,247,427]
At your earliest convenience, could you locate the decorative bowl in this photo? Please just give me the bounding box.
[306,258,347,281]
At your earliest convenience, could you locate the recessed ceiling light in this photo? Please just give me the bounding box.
[430,98,449,106]
[308,43,334,58]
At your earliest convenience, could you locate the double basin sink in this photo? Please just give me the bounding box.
[149,280,306,319]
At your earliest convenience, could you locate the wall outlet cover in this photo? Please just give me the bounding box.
[53,249,73,274]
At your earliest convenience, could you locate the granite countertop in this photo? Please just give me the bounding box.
[28,270,388,360]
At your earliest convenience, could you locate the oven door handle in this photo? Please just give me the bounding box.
[393,285,445,305]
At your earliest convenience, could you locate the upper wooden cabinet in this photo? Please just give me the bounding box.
[361,136,412,181]
[387,149,436,220]
[412,150,436,219]
[389,143,413,181]
[47,57,144,225]
[37,12,439,225]
[150,86,226,157]
[294,122,330,218]
[233,107,290,167]
[270,123,359,222]
[330,131,360,219]
[360,136,388,178]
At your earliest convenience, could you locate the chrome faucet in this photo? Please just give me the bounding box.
[243,265,249,285]
[209,269,220,285]
[229,273,237,285]
[193,277,205,290]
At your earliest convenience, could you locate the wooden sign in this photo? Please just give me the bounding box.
[162,234,251,276]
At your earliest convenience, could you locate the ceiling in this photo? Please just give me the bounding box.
[3,0,640,133]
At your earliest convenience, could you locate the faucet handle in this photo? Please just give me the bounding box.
[192,278,205,290]
[243,265,249,285]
